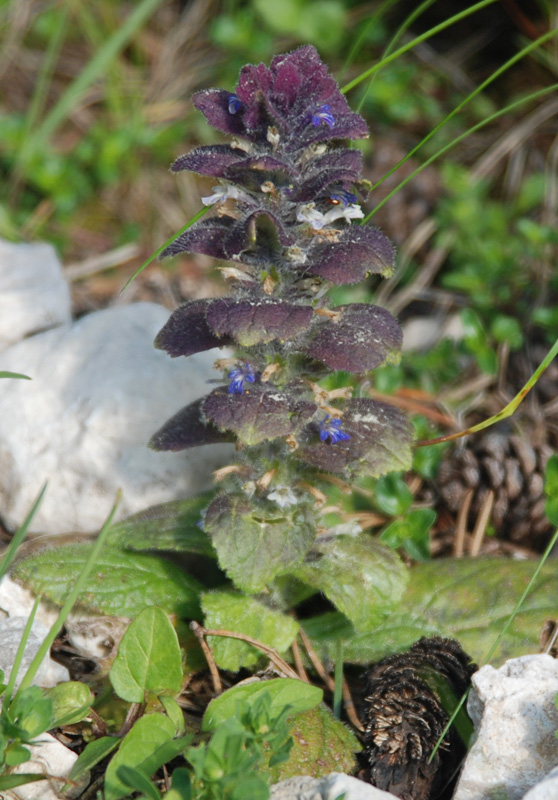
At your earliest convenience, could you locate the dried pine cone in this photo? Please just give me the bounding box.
[359,636,477,800]
[438,424,552,549]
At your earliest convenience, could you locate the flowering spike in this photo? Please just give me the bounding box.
[227,363,256,394]
[312,103,335,128]
[152,46,414,588]
[319,415,351,444]
[228,94,242,114]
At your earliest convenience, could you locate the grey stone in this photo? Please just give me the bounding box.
[0,302,233,534]
[454,655,558,800]
[523,766,558,799]
[0,239,71,352]
[270,773,398,800]
[0,615,69,689]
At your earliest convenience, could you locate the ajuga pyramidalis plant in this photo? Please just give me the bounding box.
[150,46,414,593]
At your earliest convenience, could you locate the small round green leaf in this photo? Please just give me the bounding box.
[110,607,183,703]
[47,681,93,727]
[203,678,323,732]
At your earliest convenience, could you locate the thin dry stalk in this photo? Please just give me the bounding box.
[291,637,310,682]
[297,628,335,692]
[453,487,474,558]
[469,490,495,556]
[342,677,364,732]
[193,623,300,681]
[190,620,223,694]
[64,243,141,280]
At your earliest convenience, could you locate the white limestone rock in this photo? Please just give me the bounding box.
[454,654,558,800]
[0,239,71,353]
[0,302,232,534]
[6,732,82,800]
[270,773,398,799]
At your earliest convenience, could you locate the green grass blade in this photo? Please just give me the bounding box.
[0,483,47,582]
[365,27,558,198]
[3,595,41,706]
[417,333,558,448]
[333,639,344,719]
[23,0,163,158]
[364,82,558,222]
[341,0,499,94]
[356,0,439,114]
[16,5,70,168]
[339,0,401,84]
[119,205,210,294]
[0,372,31,380]
[14,492,121,695]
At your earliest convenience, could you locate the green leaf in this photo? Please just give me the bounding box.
[107,495,216,556]
[11,544,202,618]
[0,371,31,380]
[104,714,189,800]
[374,472,413,516]
[116,765,161,799]
[544,454,558,527]
[46,681,93,727]
[380,508,435,561]
[5,686,53,741]
[69,736,120,782]
[292,534,407,632]
[4,744,31,766]
[0,774,44,790]
[269,704,359,783]
[307,558,558,666]
[159,695,186,736]
[204,495,315,593]
[201,591,299,671]
[164,768,192,800]
[203,678,323,732]
[110,607,183,703]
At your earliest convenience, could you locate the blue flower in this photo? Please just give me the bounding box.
[319,415,350,443]
[228,362,256,394]
[329,189,357,207]
[312,104,335,129]
[228,94,242,114]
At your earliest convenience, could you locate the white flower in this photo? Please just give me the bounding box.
[201,183,252,206]
[267,485,298,508]
[296,202,364,230]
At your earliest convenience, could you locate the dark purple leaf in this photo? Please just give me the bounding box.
[149,399,235,452]
[160,217,235,260]
[207,298,313,346]
[192,89,248,137]
[303,304,402,372]
[305,226,396,285]
[223,210,294,262]
[290,150,363,202]
[155,300,233,357]
[222,155,296,192]
[203,386,316,446]
[296,398,413,477]
[171,145,248,177]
